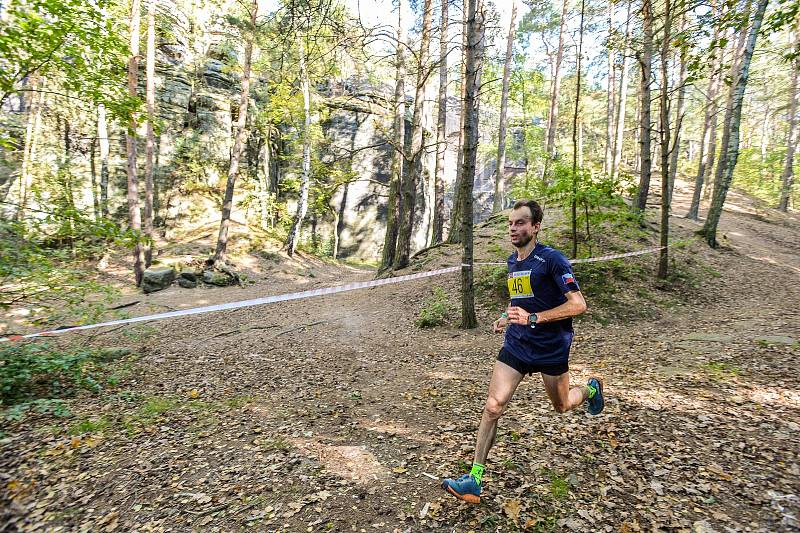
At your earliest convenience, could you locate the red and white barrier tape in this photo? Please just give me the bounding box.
[0,246,666,342]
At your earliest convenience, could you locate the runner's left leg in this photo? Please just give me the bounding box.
[474,360,526,466]
[540,371,588,413]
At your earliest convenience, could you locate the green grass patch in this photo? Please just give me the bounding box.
[415,286,456,328]
[261,436,291,451]
[68,416,109,435]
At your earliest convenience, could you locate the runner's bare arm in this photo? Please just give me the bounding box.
[506,291,587,325]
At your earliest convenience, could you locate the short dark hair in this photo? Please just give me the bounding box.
[512,199,543,224]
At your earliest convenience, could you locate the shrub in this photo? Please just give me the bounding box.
[0,342,100,409]
[415,286,455,328]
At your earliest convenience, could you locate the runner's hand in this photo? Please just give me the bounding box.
[506,306,530,325]
[493,314,508,333]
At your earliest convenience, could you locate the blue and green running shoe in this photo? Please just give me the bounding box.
[441,474,481,504]
[586,377,605,415]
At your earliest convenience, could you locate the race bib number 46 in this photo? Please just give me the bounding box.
[507,270,533,299]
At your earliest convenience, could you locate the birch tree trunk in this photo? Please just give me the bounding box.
[688,9,723,220]
[126,0,146,286]
[380,0,405,271]
[394,0,433,269]
[611,1,632,183]
[708,0,752,202]
[634,0,653,212]
[492,2,516,213]
[432,0,448,242]
[604,1,615,176]
[658,0,673,279]
[286,36,312,257]
[448,2,469,244]
[98,103,110,218]
[779,22,798,211]
[215,0,257,262]
[460,0,484,329]
[701,0,769,247]
[144,0,156,266]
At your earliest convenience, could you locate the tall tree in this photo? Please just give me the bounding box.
[215,0,257,262]
[701,0,770,247]
[492,2,517,213]
[635,0,654,212]
[779,21,799,212]
[433,0,449,242]
[380,0,405,270]
[16,76,43,220]
[687,8,724,220]
[459,0,484,329]
[98,103,110,218]
[611,0,632,183]
[286,36,312,256]
[126,0,146,286]
[604,1,616,176]
[543,0,569,179]
[448,1,469,244]
[657,0,673,279]
[144,0,156,266]
[394,0,433,268]
[667,8,687,205]
[571,0,586,258]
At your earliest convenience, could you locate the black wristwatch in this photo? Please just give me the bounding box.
[528,312,538,329]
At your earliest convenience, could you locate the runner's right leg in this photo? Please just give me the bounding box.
[442,360,525,503]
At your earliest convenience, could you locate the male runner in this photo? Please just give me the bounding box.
[441,199,604,504]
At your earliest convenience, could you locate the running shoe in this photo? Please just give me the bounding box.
[586,377,605,415]
[441,473,481,504]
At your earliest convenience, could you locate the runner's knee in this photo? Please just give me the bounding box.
[484,396,507,419]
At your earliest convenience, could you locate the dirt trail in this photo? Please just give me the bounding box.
[2,186,799,532]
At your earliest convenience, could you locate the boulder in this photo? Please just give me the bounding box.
[142,267,176,293]
[178,278,197,289]
[202,270,234,286]
[179,271,198,282]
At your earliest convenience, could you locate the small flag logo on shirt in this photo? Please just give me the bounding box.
[561,273,575,285]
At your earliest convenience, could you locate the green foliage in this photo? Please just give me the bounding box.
[0,0,132,116]
[475,265,508,304]
[0,215,130,325]
[415,286,455,328]
[0,342,100,409]
[732,147,798,207]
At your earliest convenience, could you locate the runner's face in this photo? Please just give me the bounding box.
[509,207,539,248]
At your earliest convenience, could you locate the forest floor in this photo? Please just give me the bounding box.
[2,179,799,533]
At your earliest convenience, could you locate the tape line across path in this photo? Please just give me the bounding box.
[0,246,664,342]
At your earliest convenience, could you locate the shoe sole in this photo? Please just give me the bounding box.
[443,484,481,504]
[590,377,605,415]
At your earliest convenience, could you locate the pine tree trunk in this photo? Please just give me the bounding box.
[90,135,99,220]
[394,0,433,269]
[688,10,723,220]
[287,36,312,256]
[144,0,156,267]
[98,103,110,218]
[215,0,257,262]
[571,0,586,259]
[258,134,271,228]
[635,0,653,212]
[543,0,569,180]
[126,0,146,286]
[611,2,631,184]
[379,0,405,271]
[604,1,615,176]
[701,0,769,247]
[460,0,484,329]
[432,0,448,242]
[448,2,469,244]
[492,2,516,213]
[779,22,798,211]
[667,9,687,206]
[657,0,673,279]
